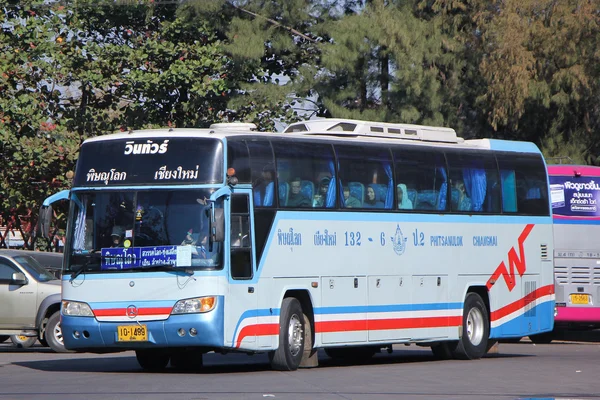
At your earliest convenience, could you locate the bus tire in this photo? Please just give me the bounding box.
[136,349,170,372]
[431,341,458,360]
[453,292,489,360]
[270,297,305,371]
[46,312,68,353]
[10,335,37,349]
[529,331,554,344]
[170,349,204,371]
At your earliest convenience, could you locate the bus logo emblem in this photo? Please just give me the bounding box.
[126,305,138,318]
[392,225,407,256]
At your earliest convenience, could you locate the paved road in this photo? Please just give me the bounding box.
[0,336,599,400]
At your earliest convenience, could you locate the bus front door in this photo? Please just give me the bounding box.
[225,192,258,349]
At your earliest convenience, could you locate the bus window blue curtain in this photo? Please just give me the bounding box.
[383,162,393,209]
[463,168,487,212]
[437,167,447,211]
[325,160,336,208]
[501,170,517,212]
[263,182,274,206]
[253,189,261,207]
[73,194,88,251]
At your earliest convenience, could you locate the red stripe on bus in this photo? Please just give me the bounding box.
[490,284,554,322]
[235,323,280,348]
[93,307,172,317]
[234,316,461,348]
[316,316,461,333]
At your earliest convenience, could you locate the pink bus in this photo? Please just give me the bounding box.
[544,165,600,341]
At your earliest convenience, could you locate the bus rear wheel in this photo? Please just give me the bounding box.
[529,331,554,344]
[270,297,305,371]
[431,341,458,360]
[135,349,170,372]
[453,292,489,360]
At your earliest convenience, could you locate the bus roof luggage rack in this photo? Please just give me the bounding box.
[283,118,462,143]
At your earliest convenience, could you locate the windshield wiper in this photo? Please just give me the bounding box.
[70,259,90,282]
[69,252,104,282]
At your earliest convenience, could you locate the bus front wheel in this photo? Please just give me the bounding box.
[454,292,489,360]
[135,349,170,372]
[270,297,305,371]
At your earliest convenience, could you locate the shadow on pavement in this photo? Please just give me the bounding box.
[11,347,531,375]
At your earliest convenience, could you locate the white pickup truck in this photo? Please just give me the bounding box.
[0,249,66,352]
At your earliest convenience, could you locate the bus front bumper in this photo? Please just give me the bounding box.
[61,301,225,351]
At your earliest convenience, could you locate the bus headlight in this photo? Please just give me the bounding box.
[171,296,216,314]
[62,300,94,317]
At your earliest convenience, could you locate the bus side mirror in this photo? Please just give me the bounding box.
[210,207,225,243]
[37,205,53,239]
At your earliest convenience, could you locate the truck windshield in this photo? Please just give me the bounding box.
[14,256,58,282]
[65,189,223,273]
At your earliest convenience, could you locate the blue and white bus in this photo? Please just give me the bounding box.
[44,118,554,371]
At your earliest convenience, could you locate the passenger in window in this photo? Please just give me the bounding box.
[343,186,361,208]
[110,226,124,247]
[313,177,330,207]
[287,177,311,207]
[455,180,472,211]
[397,184,413,210]
[254,163,275,204]
[181,229,197,246]
[364,185,384,209]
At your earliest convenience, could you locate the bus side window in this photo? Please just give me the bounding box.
[230,194,252,279]
[246,141,275,208]
[445,150,500,213]
[272,141,336,209]
[394,147,447,211]
[336,145,393,210]
[496,152,549,215]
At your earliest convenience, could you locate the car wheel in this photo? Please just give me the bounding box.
[46,312,68,352]
[11,335,37,348]
[0,335,9,343]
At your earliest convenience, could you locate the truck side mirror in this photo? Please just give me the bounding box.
[11,272,28,286]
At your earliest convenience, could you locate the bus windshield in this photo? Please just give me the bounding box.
[66,189,223,273]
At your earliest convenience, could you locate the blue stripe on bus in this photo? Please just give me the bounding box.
[553,219,600,225]
[269,212,551,224]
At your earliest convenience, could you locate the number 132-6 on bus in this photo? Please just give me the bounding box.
[43,118,555,371]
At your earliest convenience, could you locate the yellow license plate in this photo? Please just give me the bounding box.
[117,325,148,342]
[570,294,590,305]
